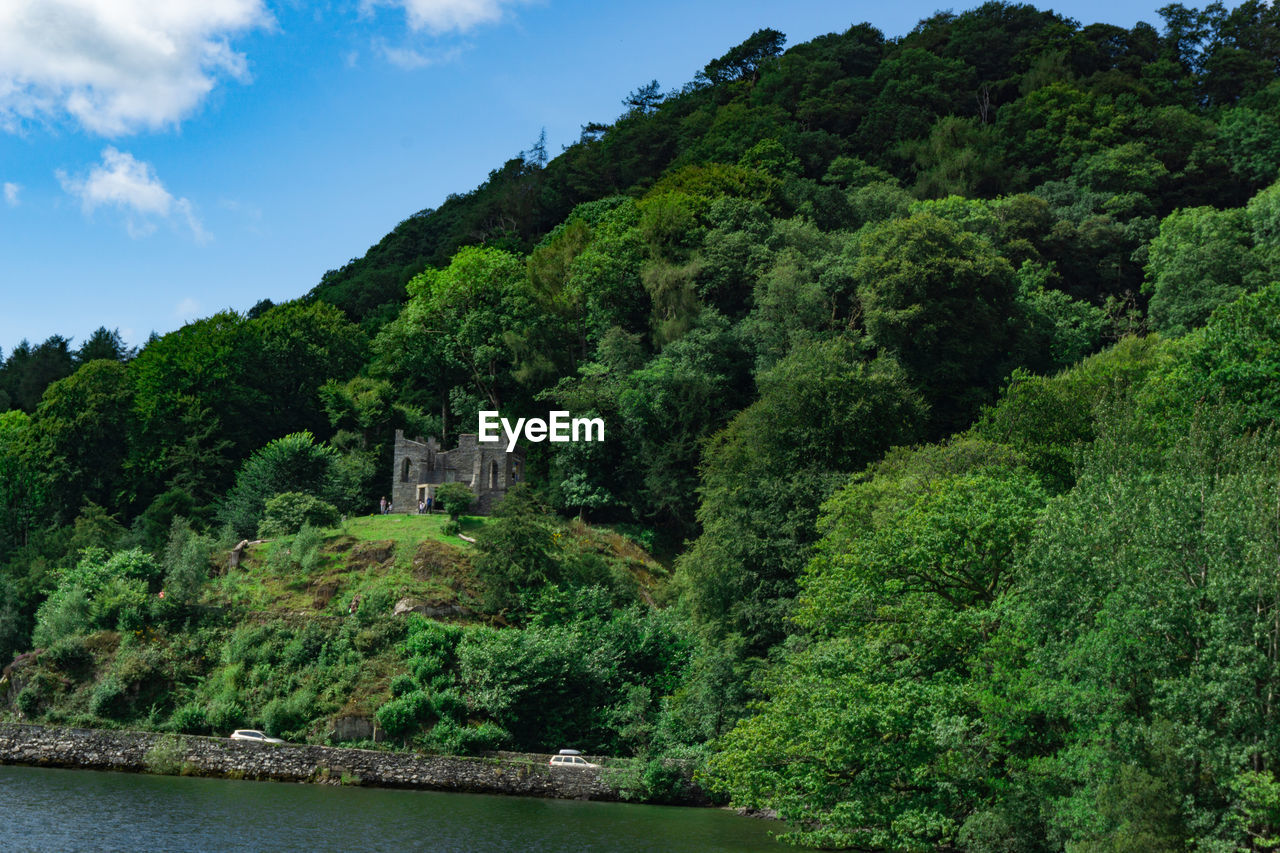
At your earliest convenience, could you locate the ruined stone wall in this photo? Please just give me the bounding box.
[390,430,523,516]
[0,723,620,800]
[390,429,422,513]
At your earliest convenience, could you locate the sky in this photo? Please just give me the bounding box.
[0,0,1202,356]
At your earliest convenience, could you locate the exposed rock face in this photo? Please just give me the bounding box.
[0,723,621,801]
[393,598,473,619]
[328,716,382,743]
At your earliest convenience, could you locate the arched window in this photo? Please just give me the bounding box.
[489,459,499,490]
[401,458,411,482]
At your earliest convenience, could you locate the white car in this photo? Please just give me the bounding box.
[229,729,284,744]
[549,752,597,769]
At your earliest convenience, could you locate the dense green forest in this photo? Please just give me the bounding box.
[4,0,1280,847]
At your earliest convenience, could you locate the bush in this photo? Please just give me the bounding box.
[15,686,40,717]
[89,675,128,719]
[265,524,325,575]
[168,702,210,735]
[46,636,92,673]
[390,673,417,697]
[219,432,343,539]
[434,483,475,520]
[429,719,510,755]
[207,698,246,734]
[403,617,463,658]
[31,587,93,648]
[258,492,341,538]
[163,519,214,604]
[431,688,466,724]
[375,690,433,739]
[262,690,316,739]
[144,734,191,775]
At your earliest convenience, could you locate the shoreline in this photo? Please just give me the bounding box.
[0,722,683,803]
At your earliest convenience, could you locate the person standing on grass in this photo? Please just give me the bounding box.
[379,496,387,515]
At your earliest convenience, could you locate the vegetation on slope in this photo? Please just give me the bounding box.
[3,0,1280,845]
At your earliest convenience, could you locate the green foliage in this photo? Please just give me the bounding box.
[853,212,1020,432]
[433,482,475,520]
[457,602,688,755]
[28,359,134,519]
[168,703,210,735]
[706,452,1047,849]
[9,6,1280,835]
[1144,205,1261,335]
[144,734,192,775]
[677,338,924,649]
[33,548,161,647]
[375,690,434,739]
[257,492,340,538]
[218,432,343,539]
[472,485,566,613]
[162,518,214,605]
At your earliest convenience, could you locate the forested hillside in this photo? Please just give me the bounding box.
[4,1,1280,848]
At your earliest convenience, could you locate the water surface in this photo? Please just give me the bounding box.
[0,764,790,852]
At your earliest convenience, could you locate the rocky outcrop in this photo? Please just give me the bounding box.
[0,723,618,801]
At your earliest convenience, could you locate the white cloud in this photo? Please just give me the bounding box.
[3,182,18,206]
[58,147,207,241]
[0,0,271,136]
[375,41,464,70]
[363,0,531,34]
[174,297,201,319]
[379,43,431,69]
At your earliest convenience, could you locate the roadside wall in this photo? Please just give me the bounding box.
[0,723,617,801]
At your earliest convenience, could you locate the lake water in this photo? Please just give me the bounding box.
[0,764,790,852]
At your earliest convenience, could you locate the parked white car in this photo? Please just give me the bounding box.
[229,729,284,744]
[549,752,597,769]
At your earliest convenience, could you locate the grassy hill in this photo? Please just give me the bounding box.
[3,513,671,755]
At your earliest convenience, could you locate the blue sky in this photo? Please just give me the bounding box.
[0,0,1200,356]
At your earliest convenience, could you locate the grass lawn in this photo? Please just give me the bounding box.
[324,512,487,549]
[208,513,487,616]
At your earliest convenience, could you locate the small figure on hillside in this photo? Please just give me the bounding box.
[426,496,434,514]
[379,496,387,515]
[418,499,425,514]
[349,595,362,615]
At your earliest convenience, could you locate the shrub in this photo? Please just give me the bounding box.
[390,674,417,697]
[262,690,316,739]
[15,686,40,717]
[430,720,510,755]
[144,734,191,775]
[31,587,93,648]
[258,492,340,538]
[410,655,445,685]
[207,698,246,734]
[219,432,343,538]
[431,688,466,724]
[375,690,433,739]
[163,519,214,604]
[434,483,475,520]
[46,636,93,673]
[168,702,210,735]
[403,617,463,658]
[89,675,128,719]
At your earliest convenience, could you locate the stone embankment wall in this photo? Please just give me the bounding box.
[0,723,616,801]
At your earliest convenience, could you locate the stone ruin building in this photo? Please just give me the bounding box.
[390,429,524,515]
